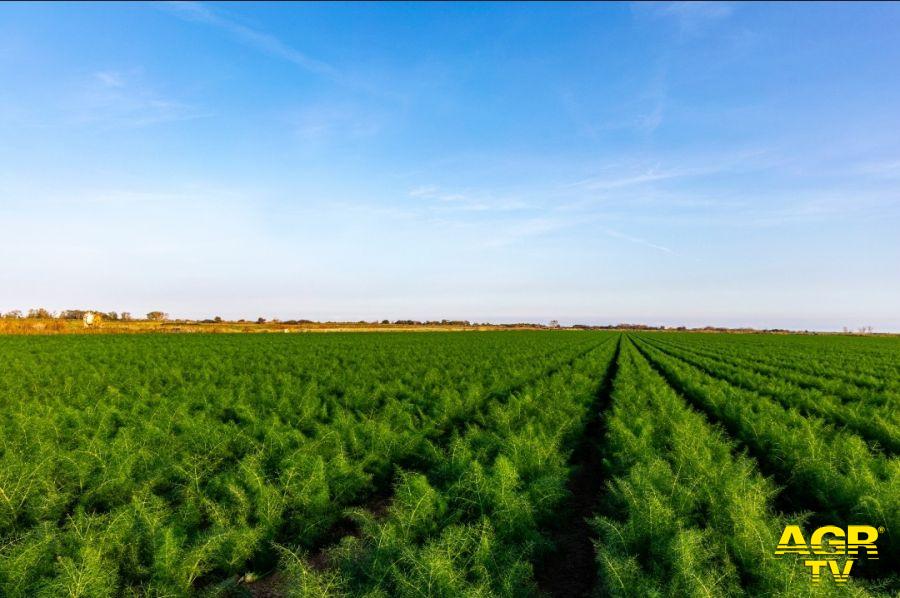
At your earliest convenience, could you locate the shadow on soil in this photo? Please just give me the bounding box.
[534,337,621,598]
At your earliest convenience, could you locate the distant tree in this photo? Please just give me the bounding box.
[3,310,22,319]
[28,308,53,319]
[213,316,223,323]
[381,319,390,325]
[146,311,168,321]
[106,311,118,321]
[120,312,132,321]
[549,320,560,328]
[257,317,267,324]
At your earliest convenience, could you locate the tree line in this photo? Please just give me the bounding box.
[1,309,168,321]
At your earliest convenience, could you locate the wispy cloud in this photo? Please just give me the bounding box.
[657,1,735,21]
[163,2,339,79]
[634,1,736,35]
[853,159,900,179]
[736,190,900,227]
[566,148,777,194]
[567,166,699,191]
[74,70,206,127]
[93,71,126,88]
[636,101,665,132]
[560,69,667,137]
[409,185,467,203]
[290,102,383,143]
[632,68,669,134]
[482,216,580,248]
[163,3,409,102]
[603,227,674,254]
[408,185,529,212]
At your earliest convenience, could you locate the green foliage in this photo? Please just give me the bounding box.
[592,341,876,597]
[1,330,897,595]
[278,338,620,596]
[631,335,899,589]
[642,334,900,452]
[0,332,609,595]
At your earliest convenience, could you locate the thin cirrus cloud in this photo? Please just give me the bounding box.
[405,182,676,253]
[290,102,384,143]
[408,185,531,213]
[568,168,692,191]
[655,1,735,21]
[853,159,900,179]
[408,185,467,203]
[162,1,338,80]
[560,72,667,138]
[480,216,581,248]
[602,228,674,254]
[566,147,781,194]
[475,212,674,254]
[635,1,736,34]
[73,69,207,128]
[161,1,401,101]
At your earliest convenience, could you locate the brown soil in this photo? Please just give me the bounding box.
[307,494,393,571]
[245,572,287,598]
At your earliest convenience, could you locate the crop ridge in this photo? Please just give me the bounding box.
[629,338,824,512]
[641,338,900,455]
[630,337,899,581]
[436,337,613,443]
[295,338,615,571]
[630,337,838,511]
[3,331,899,594]
[270,336,618,591]
[649,334,900,395]
[645,334,900,411]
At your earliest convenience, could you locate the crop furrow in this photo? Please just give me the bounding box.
[533,335,621,598]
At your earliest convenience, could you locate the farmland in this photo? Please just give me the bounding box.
[0,331,897,596]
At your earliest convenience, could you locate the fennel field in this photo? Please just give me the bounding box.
[0,331,897,597]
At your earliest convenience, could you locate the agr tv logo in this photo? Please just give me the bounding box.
[774,525,882,583]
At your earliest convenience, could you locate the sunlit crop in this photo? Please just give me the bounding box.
[0,331,897,596]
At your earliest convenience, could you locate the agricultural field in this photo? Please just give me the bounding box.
[0,331,897,597]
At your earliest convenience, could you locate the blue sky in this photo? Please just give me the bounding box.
[2,2,899,330]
